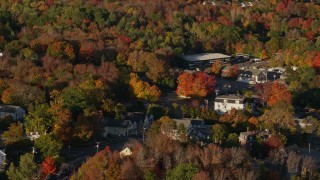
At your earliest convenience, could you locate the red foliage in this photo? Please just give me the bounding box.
[264,136,284,150]
[305,31,315,41]
[312,53,320,72]
[268,82,292,107]
[177,72,216,98]
[42,157,56,178]
[288,18,300,28]
[118,35,132,44]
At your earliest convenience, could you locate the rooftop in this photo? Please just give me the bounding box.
[0,105,23,113]
[215,94,244,100]
[183,53,231,62]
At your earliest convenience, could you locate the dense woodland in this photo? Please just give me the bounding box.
[0,0,319,179]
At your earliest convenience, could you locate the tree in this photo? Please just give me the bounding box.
[225,133,240,147]
[212,124,228,144]
[211,60,222,75]
[264,134,286,150]
[259,102,296,133]
[75,112,104,141]
[176,72,216,98]
[24,103,54,135]
[225,65,239,79]
[71,147,110,180]
[268,82,292,107]
[2,123,24,145]
[129,73,161,102]
[1,83,46,109]
[114,103,126,120]
[41,156,56,179]
[6,153,38,180]
[166,163,199,180]
[159,116,177,136]
[34,134,62,159]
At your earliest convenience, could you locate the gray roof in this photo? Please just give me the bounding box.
[0,105,23,113]
[215,94,244,100]
[183,53,231,62]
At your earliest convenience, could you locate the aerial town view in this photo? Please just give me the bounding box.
[0,0,319,179]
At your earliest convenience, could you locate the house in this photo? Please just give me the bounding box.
[239,130,271,148]
[214,95,246,114]
[183,53,231,70]
[240,2,253,8]
[188,120,214,140]
[119,147,132,158]
[0,105,25,121]
[103,119,137,137]
[172,118,213,141]
[237,68,281,84]
[127,112,145,134]
[143,114,154,129]
[0,150,5,170]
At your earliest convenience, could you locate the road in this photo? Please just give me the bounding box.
[60,137,129,169]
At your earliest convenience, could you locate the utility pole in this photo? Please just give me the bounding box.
[143,128,146,143]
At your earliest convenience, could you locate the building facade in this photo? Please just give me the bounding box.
[214,95,245,114]
[0,105,25,121]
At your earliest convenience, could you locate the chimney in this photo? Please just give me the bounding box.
[247,127,250,132]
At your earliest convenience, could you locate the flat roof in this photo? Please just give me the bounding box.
[183,53,231,62]
[215,94,244,100]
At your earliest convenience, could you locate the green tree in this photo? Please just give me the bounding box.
[24,103,54,135]
[34,134,62,159]
[6,153,38,180]
[225,133,240,147]
[114,103,126,120]
[166,163,199,180]
[212,124,228,144]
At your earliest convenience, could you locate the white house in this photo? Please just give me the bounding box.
[119,147,132,158]
[214,95,245,114]
[0,105,25,121]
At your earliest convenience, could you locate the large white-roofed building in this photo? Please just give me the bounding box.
[183,53,231,70]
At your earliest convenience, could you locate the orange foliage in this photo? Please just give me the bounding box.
[268,82,291,107]
[176,72,216,98]
[1,88,12,104]
[42,156,56,179]
[129,73,161,102]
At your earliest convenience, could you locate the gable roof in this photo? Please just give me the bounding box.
[106,119,132,128]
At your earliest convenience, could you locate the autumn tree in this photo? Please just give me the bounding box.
[41,156,57,179]
[224,65,239,79]
[177,72,216,98]
[212,60,222,75]
[71,147,110,180]
[258,102,296,133]
[268,82,292,107]
[2,123,24,145]
[47,41,75,63]
[1,82,46,109]
[129,73,161,102]
[74,112,104,141]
